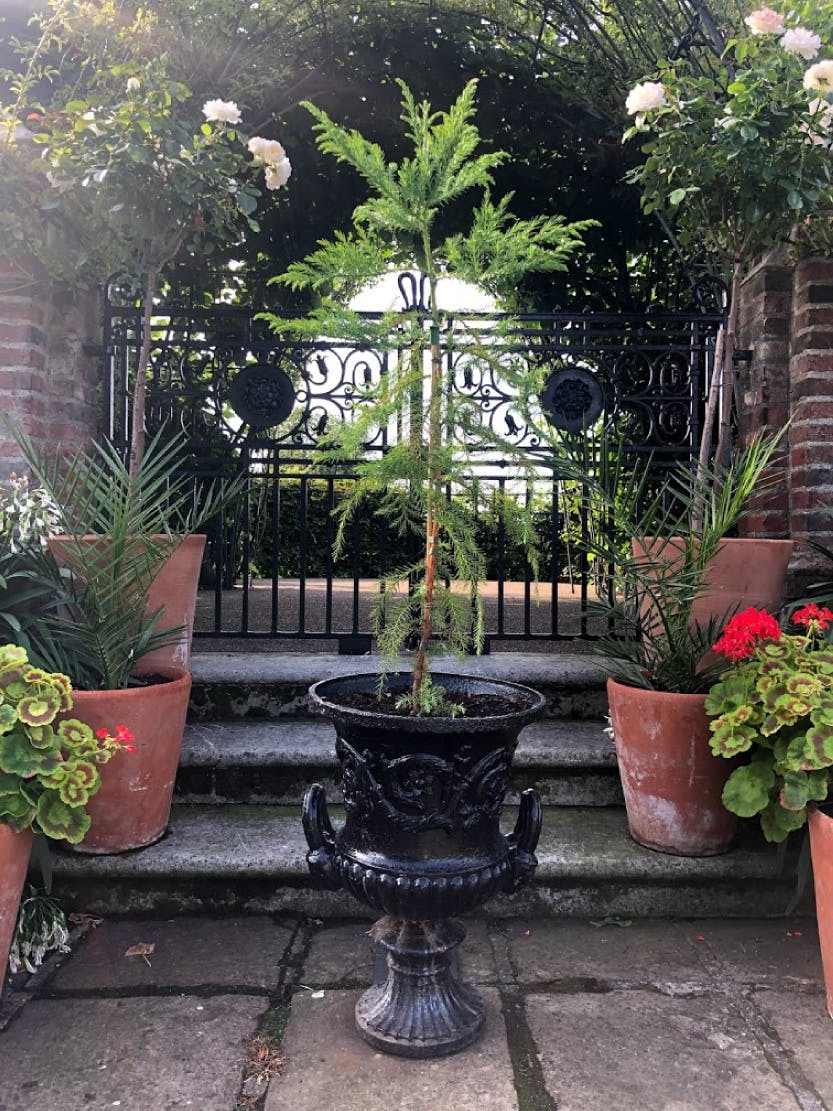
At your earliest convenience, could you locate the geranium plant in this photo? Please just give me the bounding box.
[624,6,833,474]
[707,604,833,841]
[0,644,133,843]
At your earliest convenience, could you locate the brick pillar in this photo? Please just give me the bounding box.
[788,256,833,588]
[737,250,793,539]
[0,257,100,480]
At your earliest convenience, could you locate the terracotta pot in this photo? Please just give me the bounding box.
[633,536,794,634]
[65,667,191,854]
[47,533,206,672]
[607,678,737,856]
[139,534,206,672]
[808,805,833,1019]
[0,825,33,997]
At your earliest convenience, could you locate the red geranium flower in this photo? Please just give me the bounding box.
[713,606,782,660]
[792,604,833,631]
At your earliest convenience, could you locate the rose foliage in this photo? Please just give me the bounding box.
[707,605,833,842]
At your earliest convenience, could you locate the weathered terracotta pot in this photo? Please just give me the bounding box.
[47,533,206,671]
[633,537,794,634]
[607,678,737,856]
[808,805,833,1019]
[65,668,191,854]
[0,825,32,996]
[139,534,206,671]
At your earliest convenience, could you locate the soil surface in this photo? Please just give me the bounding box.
[334,689,526,718]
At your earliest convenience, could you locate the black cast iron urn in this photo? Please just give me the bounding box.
[302,672,545,1058]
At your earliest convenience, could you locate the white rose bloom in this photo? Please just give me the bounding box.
[803,60,833,93]
[744,7,785,35]
[803,98,833,146]
[248,136,287,164]
[625,81,667,115]
[264,159,292,189]
[126,77,141,93]
[202,99,242,124]
[780,28,821,60]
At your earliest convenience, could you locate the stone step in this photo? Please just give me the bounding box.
[47,804,803,920]
[175,719,623,807]
[187,652,610,722]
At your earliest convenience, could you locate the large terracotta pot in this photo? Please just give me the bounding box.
[65,667,191,854]
[607,678,737,856]
[0,825,32,997]
[47,533,206,672]
[808,805,833,1019]
[139,534,206,671]
[633,537,794,634]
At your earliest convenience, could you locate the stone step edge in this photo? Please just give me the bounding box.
[50,804,786,884]
[189,651,610,689]
[179,719,618,771]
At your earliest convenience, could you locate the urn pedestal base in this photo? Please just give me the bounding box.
[357,917,484,1058]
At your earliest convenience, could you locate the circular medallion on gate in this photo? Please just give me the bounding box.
[228,363,296,428]
[540,367,605,433]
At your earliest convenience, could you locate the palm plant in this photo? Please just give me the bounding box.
[265,78,594,714]
[9,427,228,690]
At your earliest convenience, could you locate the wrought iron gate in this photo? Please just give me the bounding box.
[102,284,722,649]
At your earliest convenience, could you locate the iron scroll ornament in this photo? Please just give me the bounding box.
[541,366,605,433]
[227,362,296,429]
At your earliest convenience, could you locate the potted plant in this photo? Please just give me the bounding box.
[706,602,833,1015]
[267,78,593,1057]
[582,434,788,856]
[0,643,132,994]
[623,5,833,509]
[5,427,229,854]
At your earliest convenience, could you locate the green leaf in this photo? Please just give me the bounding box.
[787,191,803,211]
[722,761,774,818]
[35,792,90,843]
[0,733,59,778]
[236,191,257,216]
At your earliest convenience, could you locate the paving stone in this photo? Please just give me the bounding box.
[0,994,264,1110]
[301,920,497,989]
[301,922,376,987]
[49,917,294,992]
[687,919,823,988]
[495,919,712,988]
[752,989,833,1106]
[526,990,799,1110]
[265,988,517,1111]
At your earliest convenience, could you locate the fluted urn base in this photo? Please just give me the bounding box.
[356,917,484,1058]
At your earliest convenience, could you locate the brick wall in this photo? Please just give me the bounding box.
[0,257,100,480]
[738,252,833,593]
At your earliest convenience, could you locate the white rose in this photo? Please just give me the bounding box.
[744,7,785,35]
[780,28,821,60]
[264,159,292,189]
[803,98,833,146]
[803,60,833,93]
[248,136,287,164]
[202,99,241,125]
[126,77,141,93]
[625,81,667,116]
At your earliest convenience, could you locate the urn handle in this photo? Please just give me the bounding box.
[302,783,339,887]
[504,788,543,893]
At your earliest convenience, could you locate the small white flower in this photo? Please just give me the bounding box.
[780,27,821,60]
[803,59,833,93]
[744,7,785,35]
[625,81,667,115]
[202,99,241,125]
[264,159,291,189]
[126,77,141,93]
[247,136,287,164]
